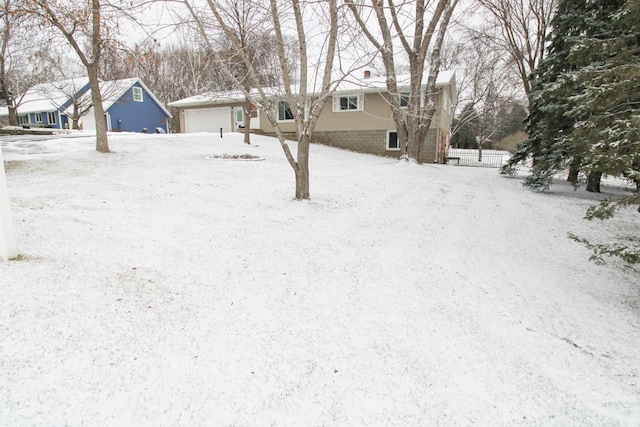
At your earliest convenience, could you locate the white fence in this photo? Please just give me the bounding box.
[446,149,511,168]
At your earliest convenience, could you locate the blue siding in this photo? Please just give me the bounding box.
[26,111,61,129]
[107,83,169,133]
[60,115,70,129]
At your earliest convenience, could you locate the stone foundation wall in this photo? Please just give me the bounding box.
[312,129,439,163]
[257,129,440,163]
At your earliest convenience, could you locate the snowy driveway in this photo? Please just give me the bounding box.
[0,133,96,160]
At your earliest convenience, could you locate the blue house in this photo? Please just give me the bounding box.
[1,77,171,133]
[0,78,91,129]
[78,78,172,133]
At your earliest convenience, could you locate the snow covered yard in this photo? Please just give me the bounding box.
[1,132,639,426]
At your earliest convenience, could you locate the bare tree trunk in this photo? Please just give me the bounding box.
[567,169,579,184]
[87,64,109,152]
[0,5,17,127]
[243,98,251,145]
[7,105,16,126]
[294,133,310,199]
[72,103,80,129]
[89,0,109,152]
[567,156,581,184]
[586,171,602,193]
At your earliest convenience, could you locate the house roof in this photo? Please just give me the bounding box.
[333,70,456,95]
[69,78,171,118]
[168,87,280,109]
[0,77,171,119]
[103,78,172,118]
[169,70,457,108]
[12,78,91,115]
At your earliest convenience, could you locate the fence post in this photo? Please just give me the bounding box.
[0,146,18,261]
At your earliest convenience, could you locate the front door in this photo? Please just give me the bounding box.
[234,107,244,130]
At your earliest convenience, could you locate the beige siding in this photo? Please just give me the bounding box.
[258,91,443,130]
[315,92,394,131]
[173,84,454,163]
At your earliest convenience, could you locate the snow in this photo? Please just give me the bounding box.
[1,132,639,426]
[332,70,456,95]
[1,78,90,115]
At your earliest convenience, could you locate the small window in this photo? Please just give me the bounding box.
[399,92,410,108]
[387,131,399,151]
[277,101,294,121]
[47,112,57,125]
[132,86,143,102]
[18,115,28,125]
[341,96,358,110]
[35,112,42,123]
[333,94,363,112]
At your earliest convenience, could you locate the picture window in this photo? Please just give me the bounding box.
[277,101,294,121]
[333,94,363,112]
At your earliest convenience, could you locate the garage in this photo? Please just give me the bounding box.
[184,107,232,133]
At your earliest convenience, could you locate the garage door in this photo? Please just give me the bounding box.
[185,107,232,133]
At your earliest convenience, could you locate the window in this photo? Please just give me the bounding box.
[277,101,294,121]
[340,96,358,110]
[333,94,363,112]
[399,92,410,108]
[387,131,400,151]
[34,113,42,123]
[47,112,57,125]
[18,115,28,125]
[132,86,143,102]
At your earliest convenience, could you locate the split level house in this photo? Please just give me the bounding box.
[1,77,171,133]
[169,70,457,163]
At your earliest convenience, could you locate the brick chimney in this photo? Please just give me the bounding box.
[364,70,371,79]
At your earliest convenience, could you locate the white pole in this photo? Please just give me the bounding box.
[0,145,18,261]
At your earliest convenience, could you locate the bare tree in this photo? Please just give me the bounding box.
[23,0,137,152]
[181,0,340,199]
[475,0,555,98]
[210,0,272,144]
[445,30,522,145]
[346,0,459,163]
[28,78,91,129]
[0,0,53,125]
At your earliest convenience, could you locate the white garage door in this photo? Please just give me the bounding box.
[185,107,232,133]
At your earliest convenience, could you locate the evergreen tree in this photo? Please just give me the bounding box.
[504,0,639,264]
[502,0,636,195]
[501,0,591,188]
[566,0,640,202]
